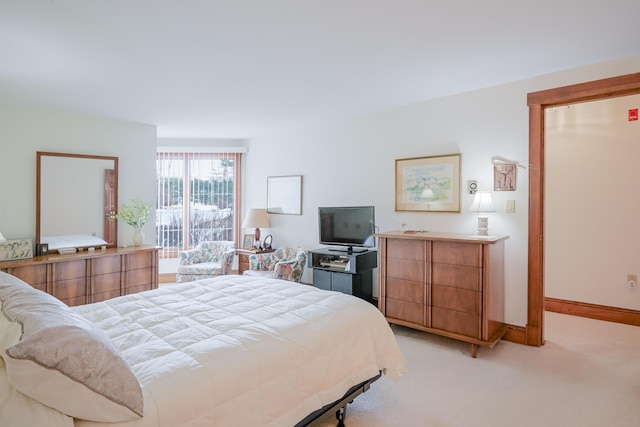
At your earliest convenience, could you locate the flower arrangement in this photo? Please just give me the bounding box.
[117,198,152,228]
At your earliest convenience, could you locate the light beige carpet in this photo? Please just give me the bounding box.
[316,312,640,427]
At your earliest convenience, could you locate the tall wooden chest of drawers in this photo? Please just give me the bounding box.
[377,231,508,357]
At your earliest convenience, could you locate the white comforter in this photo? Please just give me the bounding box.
[67,275,406,426]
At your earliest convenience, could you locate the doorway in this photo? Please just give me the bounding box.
[526,72,640,346]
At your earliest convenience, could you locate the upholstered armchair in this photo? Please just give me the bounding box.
[243,246,308,283]
[176,240,237,283]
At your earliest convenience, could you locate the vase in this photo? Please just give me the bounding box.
[132,227,145,247]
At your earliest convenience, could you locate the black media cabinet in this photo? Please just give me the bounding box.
[307,248,377,302]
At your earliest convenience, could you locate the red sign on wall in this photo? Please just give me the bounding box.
[629,108,638,121]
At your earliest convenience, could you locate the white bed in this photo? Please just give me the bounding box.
[0,272,406,427]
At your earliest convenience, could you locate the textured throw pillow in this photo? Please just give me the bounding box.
[274,261,295,281]
[0,271,143,422]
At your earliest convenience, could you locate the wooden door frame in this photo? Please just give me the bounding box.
[526,72,640,346]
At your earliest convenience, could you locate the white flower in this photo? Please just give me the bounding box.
[117,198,152,228]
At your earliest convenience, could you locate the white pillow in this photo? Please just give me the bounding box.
[0,361,74,427]
[0,271,143,422]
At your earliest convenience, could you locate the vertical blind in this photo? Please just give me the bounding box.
[156,151,241,258]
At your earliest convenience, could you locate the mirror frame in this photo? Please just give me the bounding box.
[36,151,119,251]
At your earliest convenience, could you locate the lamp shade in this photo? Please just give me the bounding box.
[469,191,495,213]
[0,232,5,243]
[242,208,271,229]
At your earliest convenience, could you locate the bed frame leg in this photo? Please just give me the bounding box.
[335,405,346,427]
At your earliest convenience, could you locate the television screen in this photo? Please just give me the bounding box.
[318,206,375,251]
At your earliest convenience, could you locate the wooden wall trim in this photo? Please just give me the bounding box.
[528,72,640,106]
[503,324,527,345]
[527,72,640,348]
[545,297,640,327]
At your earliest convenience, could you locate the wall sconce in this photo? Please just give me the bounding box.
[469,191,495,235]
[242,208,271,242]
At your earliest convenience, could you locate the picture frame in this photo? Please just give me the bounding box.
[0,239,33,261]
[395,153,461,212]
[493,163,517,191]
[242,234,255,250]
[267,175,302,215]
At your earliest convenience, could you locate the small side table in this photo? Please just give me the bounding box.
[236,248,275,275]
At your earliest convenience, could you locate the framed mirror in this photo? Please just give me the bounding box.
[36,152,119,251]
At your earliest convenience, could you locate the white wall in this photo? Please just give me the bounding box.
[546,94,640,309]
[2,55,639,326]
[243,54,640,327]
[0,105,157,247]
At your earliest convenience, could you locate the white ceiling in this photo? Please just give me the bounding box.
[1,1,640,139]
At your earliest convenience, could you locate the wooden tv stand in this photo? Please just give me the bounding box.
[376,231,508,358]
[0,246,159,306]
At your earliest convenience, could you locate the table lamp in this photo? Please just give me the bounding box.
[469,191,495,235]
[242,208,270,242]
[0,232,5,243]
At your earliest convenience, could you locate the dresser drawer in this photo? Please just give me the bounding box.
[386,258,424,282]
[92,255,121,275]
[386,298,424,325]
[126,252,153,270]
[432,285,479,314]
[387,238,424,261]
[7,265,47,291]
[53,278,86,304]
[386,277,424,303]
[92,289,121,303]
[126,268,153,287]
[55,260,86,280]
[93,271,121,293]
[432,263,481,291]
[432,242,481,267]
[431,307,480,339]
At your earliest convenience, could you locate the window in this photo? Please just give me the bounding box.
[156,151,241,258]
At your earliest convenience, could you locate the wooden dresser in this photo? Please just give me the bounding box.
[376,231,508,357]
[0,246,159,306]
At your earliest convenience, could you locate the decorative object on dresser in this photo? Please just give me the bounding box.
[0,246,159,306]
[116,197,153,247]
[176,240,236,283]
[242,208,270,245]
[308,247,377,302]
[0,238,33,261]
[395,153,461,213]
[35,243,49,256]
[376,230,509,358]
[242,233,255,250]
[243,246,307,283]
[469,191,495,235]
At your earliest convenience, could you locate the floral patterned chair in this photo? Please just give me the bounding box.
[243,246,308,283]
[176,240,237,283]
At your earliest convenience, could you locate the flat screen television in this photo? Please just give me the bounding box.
[318,206,375,252]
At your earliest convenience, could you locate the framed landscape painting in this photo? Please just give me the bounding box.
[395,153,461,213]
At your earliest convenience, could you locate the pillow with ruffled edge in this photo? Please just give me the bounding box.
[0,271,143,422]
